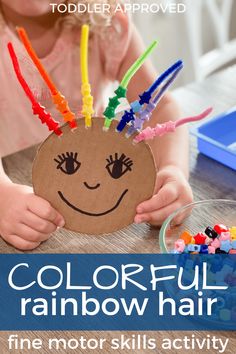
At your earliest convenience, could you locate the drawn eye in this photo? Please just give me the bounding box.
[106,153,133,179]
[54,152,81,175]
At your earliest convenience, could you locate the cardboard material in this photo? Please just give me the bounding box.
[32,118,156,234]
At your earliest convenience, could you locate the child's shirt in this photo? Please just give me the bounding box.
[0,14,131,156]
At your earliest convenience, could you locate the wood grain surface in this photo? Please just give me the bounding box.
[0,66,236,353]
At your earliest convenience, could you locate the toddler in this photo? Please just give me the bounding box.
[0,0,193,250]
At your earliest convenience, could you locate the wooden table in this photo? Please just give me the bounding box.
[0,67,236,353]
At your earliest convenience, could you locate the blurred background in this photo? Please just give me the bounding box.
[133,0,236,87]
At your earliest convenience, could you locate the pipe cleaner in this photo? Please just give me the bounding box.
[17,27,77,130]
[116,60,183,133]
[133,108,213,143]
[80,25,94,128]
[7,42,62,136]
[103,40,158,130]
[126,63,183,136]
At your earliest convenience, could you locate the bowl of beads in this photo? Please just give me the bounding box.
[159,199,236,254]
[159,199,236,327]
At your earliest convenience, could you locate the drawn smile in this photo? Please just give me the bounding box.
[58,189,128,216]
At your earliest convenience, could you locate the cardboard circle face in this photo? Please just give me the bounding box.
[32,118,156,234]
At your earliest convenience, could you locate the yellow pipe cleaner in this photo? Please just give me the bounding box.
[81,25,94,128]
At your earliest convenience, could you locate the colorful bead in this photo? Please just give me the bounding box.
[190,237,195,244]
[214,224,229,234]
[211,238,221,249]
[220,240,231,253]
[130,100,142,113]
[200,245,208,254]
[208,246,216,254]
[174,224,236,255]
[205,226,218,239]
[187,244,201,252]
[174,239,185,252]
[194,233,207,245]
[215,248,227,254]
[219,232,231,241]
[231,240,236,249]
[180,231,192,244]
[230,227,236,239]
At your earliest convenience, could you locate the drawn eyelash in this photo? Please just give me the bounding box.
[54,152,81,175]
[106,153,133,179]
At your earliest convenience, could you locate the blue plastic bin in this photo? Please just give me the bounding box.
[192,108,236,171]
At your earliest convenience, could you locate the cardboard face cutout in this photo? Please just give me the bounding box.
[8,25,211,235]
[32,118,156,234]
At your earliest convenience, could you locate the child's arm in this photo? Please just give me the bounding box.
[0,159,65,250]
[117,23,193,225]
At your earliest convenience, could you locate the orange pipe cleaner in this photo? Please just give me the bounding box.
[17,27,77,129]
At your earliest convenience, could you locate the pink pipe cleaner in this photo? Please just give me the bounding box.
[134,107,213,143]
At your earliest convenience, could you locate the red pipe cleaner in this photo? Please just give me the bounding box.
[7,42,62,136]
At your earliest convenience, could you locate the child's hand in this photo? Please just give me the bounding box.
[134,166,193,226]
[0,182,65,250]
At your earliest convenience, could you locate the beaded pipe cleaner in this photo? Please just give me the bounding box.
[116,59,183,134]
[126,63,183,137]
[7,42,63,136]
[17,27,77,130]
[80,25,94,128]
[103,40,158,130]
[133,107,213,143]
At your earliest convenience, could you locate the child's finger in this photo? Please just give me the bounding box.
[27,195,65,227]
[23,211,57,234]
[136,183,178,214]
[17,224,51,243]
[135,200,181,226]
[4,234,40,251]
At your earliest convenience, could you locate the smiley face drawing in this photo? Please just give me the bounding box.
[32,118,156,234]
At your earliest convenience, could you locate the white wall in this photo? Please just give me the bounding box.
[133,0,236,87]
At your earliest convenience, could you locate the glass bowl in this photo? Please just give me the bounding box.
[159,199,236,253]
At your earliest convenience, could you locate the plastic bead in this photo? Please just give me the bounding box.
[81,83,94,128]
[214,224,229,234]
[116,110,135,132]
[230,227,236,239]
[174,239,185,253]
[190,237,195,244]
[200,245,208,254]
[115,86,127,98]
[215,248,227,254]
[220,240,231,253]
[194,233,207,245]
[211,238,221,249]
[187,244,201,252]
[205,226,218,239]
[208,246,216,254]
[103,86,127,125]
[231,240,236,250]
[32,103,62,136]
[52,92,76,127]
[219,231,231,241]
[139,91,152,105]
[130,100,142,113]
[104,106,115,119]
[180,231,192,244]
